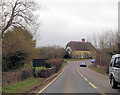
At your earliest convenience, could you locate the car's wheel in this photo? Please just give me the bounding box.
[111,76,117,89]
[110,78,111,84]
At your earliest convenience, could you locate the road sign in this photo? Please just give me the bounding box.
[33,59,46,67]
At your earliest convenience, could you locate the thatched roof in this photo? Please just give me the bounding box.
[66,41,96,51]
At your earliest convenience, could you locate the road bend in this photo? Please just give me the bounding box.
[39,60,120,94]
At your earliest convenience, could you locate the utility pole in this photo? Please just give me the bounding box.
[118,1,120,54]
[118,41,120,53]
[99,49,101,68]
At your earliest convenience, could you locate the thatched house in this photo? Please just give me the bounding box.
[66,39,96,58]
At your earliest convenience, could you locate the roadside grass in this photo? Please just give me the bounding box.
[88,64,107,75]
[34,67,46,74]
[62,61,68,66]
[3,60,68,93]
[34,67,45,71]
[2,77,44,93]
[64,58,91,61]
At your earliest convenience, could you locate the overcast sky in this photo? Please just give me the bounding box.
[35,0,118,48]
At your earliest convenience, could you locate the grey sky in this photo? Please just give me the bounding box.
[35,0,118,48]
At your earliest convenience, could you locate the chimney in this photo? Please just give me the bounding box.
[82,38,85,42]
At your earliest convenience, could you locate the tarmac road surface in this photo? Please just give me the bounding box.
[39,60,120,94]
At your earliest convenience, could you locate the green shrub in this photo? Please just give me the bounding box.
[2,27,36,71]
[2,51,27,71]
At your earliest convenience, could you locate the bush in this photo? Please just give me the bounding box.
[46,59,64,72]
[2,51,27,71]
[2,27,36,71]
[37,68,56,78]
[21,69,32,81]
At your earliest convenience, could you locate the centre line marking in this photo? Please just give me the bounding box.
[88,82,97,89]
[76,67,107,95]
[76,67,97,88]
[81,74,84,77]
[83,77,88,81]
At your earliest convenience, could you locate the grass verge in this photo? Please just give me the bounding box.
[3,61,68,93]
[62,61,68,66]
[2,77,44,93]
[88,64,108,75]
[64,58,91,61]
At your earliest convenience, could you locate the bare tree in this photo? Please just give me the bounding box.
[92,32,99,48]
[99,30,118,49]
[0,0,40,38]
[94,29,118,69]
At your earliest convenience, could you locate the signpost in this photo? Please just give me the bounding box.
[33,59,46,67]
[32,59,46,77]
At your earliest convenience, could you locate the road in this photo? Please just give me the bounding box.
[39,60,120,94]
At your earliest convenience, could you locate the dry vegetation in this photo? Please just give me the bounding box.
[92,30,119,72]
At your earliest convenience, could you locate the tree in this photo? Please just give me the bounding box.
[2,27,36,71]
[36,46,65,59]
[99,30,118,49]
[93,29,118,70]
[0,0,39,38]
[93,32,99,48]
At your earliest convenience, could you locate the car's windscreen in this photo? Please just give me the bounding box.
[115,57,120,65]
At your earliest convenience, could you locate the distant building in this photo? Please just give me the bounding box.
[66,39,96,58]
